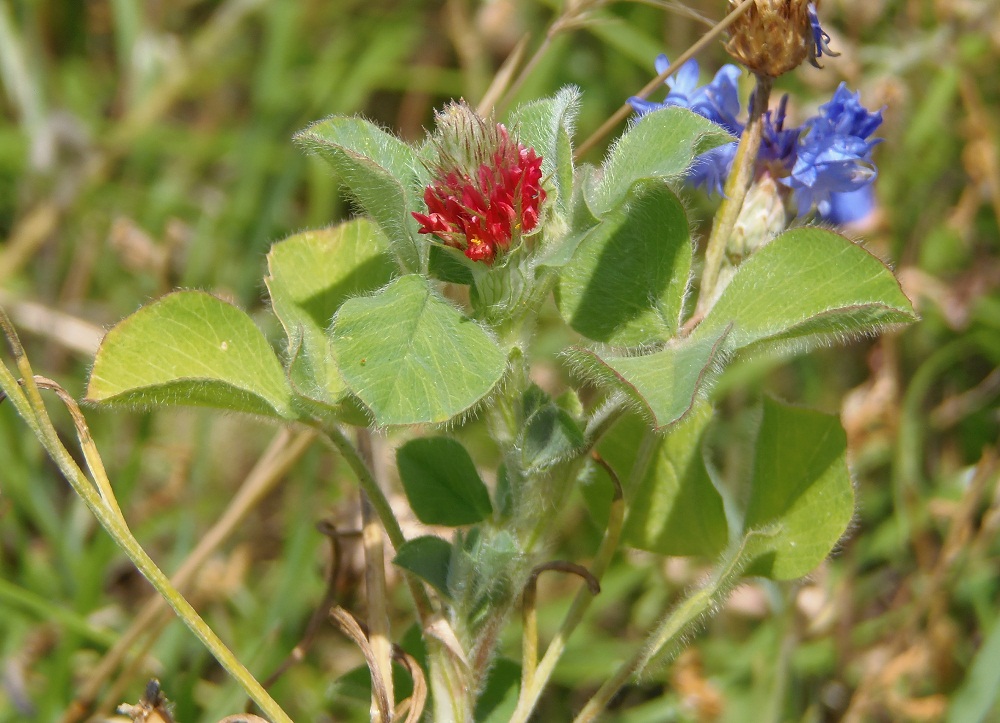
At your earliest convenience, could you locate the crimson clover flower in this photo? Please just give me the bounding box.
[628,56,883,224]
[412,103,546,264]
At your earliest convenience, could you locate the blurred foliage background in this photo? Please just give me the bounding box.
[1,0,999,721]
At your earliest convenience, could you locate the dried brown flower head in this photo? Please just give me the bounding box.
[726,0,816,77]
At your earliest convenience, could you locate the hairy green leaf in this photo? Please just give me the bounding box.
[556,181,691,345]
[86,291,294,419]
[566,324,731,432]
[266,219,396,414]
[697,227,918,357]
[330,275,506,425]
[295,116,425,271]
[743,397,854,580]
[588,107,734,217]
[397,437,493,526]
[621,402,728,557]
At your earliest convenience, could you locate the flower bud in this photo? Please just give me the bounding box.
[728,173,793,260]
[413,101,546,264]
[725,0,815,77]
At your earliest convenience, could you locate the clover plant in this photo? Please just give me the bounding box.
[1,2,918,721]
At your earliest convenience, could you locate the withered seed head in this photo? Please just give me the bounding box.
[725,0,814,78]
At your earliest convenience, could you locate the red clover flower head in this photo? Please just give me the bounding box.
[412,101,546,264]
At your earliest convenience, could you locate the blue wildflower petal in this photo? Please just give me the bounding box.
[628,96,666,116]
[688,143,738,196]
[818,186,876,225]
[667,56,702,96]
[789,148,876,214]
[813,83,883,140]
[654,53,672,77]
[693,65,744,135]
[632,55,744,134]
[786,84,883,214]
[808,3,839,67]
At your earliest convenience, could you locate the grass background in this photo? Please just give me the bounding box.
[1,0,999,721]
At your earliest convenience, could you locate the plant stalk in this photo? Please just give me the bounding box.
[571,530,772,723]
[0,316,292,723]
[511,456,624,723]
[357,429,395,717]
[696,72,773,317]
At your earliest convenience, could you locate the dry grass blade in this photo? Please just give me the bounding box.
[392,646,428,723]
[574,0,754,160]
[329,606,392,723]
[29,375,124,522]
[68,428,316,722]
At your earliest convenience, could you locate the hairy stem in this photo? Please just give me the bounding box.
[572,530,774,723]
[696,72,773,316]
[511,456,624,723]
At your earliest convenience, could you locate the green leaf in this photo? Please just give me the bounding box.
[519,390,585,473]
[565,324,731,432]
[697,227,918,357]
[476,658,522,723]
[396,437,493,526]
[743,397,854,580]
[330,275,506,425]
[428,244,474,285]
[556,181,691,344]
[393,535,453,597]
[588,107,734,217]
[265,219,396,410]
[86,291,294,419]
[509,86,580,217]
[294,116,424,271]
[621,401,728,557]
[450,529,521,631]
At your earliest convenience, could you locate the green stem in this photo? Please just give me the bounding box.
[0,346,291,723]
[511,462,625,723]
[313,423,407,552]
[696,72,773,317]
[571,530,773,723]
[311,422,474,721]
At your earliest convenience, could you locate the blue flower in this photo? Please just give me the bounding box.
[808,3,839,67]
[784,83,883,213]
[628,55,745,136]
[629,57,883,219]
[819,186,876,225]
[628,55,743,194]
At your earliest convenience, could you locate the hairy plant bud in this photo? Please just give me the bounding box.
[725,0,817,77]
[413,101,546,264]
